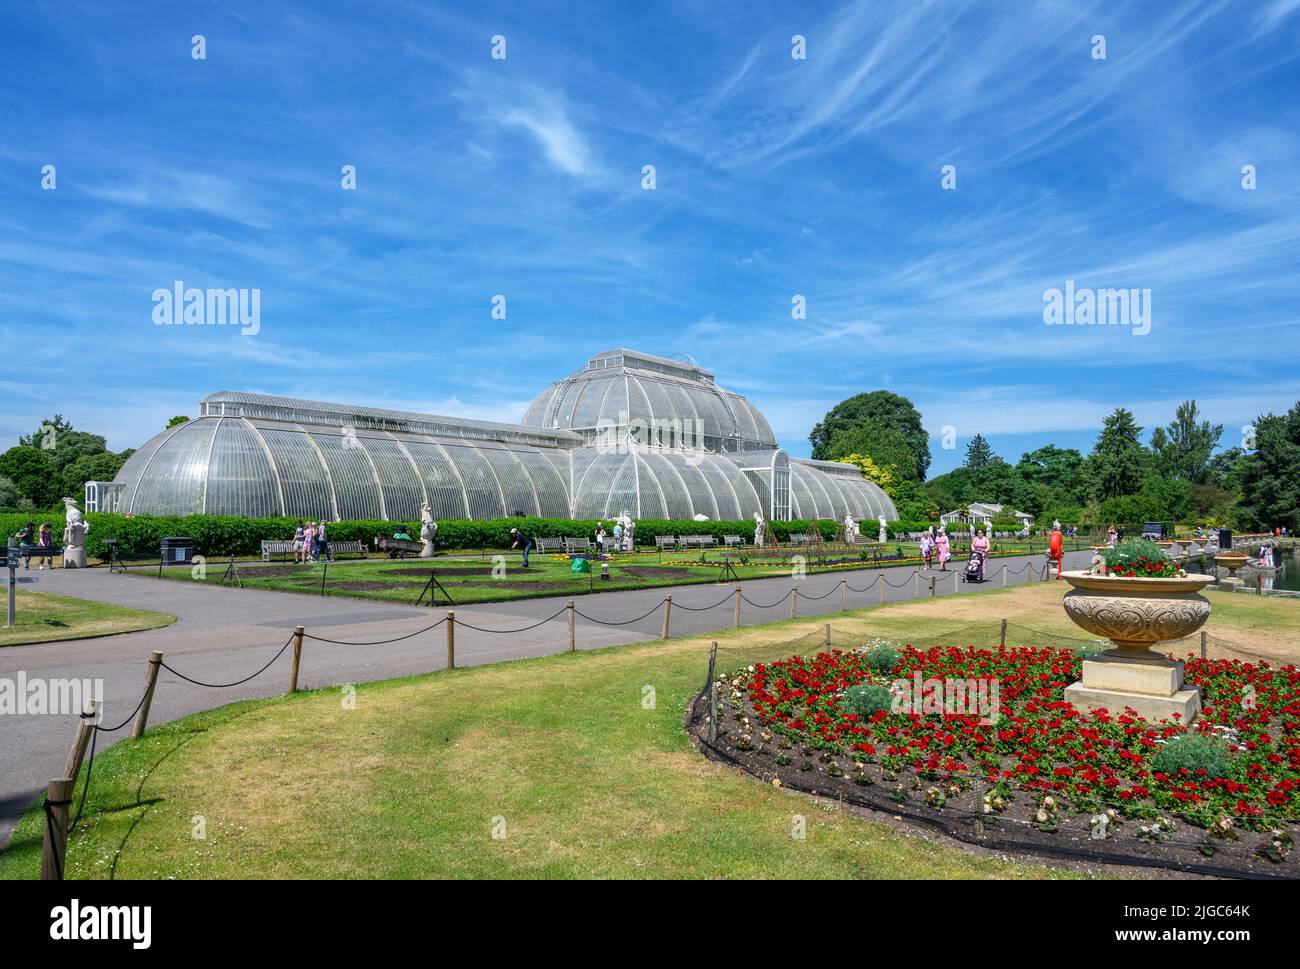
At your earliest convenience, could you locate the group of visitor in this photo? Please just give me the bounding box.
[919,526,952,570]
[292,519,331,563]
[10,521,55,569]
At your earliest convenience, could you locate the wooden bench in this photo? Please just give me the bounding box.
[564,537,594,554]
[655,535,676,551]
[679,534,717,549]
[536,537,567,553]
[329,540,367,558]
[723,534,743,547]
[261,540,297,562]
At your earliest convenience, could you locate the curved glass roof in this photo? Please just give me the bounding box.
[108,354,897,524]
[114,416,572,520]
[521,349,777,452]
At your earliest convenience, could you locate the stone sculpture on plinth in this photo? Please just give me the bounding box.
[62,497,90,569]
[419,503,438,558]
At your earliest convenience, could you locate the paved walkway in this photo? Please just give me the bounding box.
[0,550,1093,845]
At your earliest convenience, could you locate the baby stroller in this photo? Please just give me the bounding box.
[962,548,986,583]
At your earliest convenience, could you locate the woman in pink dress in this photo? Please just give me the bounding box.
[971,528,990,567]
[936,529,951,570]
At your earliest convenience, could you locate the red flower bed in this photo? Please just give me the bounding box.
[738,645,1300,829]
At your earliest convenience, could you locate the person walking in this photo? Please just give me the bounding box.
[35,523,55,569]
[509,527,534,567]
[293,520,305,563]
[936,528,951,571]
[317,519,331,562]
[13,521,35,569]
[304,521,318,563]
[1107,524,1118,547]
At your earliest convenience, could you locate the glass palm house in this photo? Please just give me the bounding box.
[88,349,897,524]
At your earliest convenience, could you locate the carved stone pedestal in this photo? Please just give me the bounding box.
[1060,571,1213,723]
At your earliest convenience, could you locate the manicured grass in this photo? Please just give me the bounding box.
[6,582,1289,879]
[151,544,1042,607]
[0,594,1092,880]
[0,590,175,647]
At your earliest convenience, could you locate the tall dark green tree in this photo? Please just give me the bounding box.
[1085,407,1149,500]
[1236,403,1300,531]
[825,421,919,481]
[1150,400,1222,483]
[810,391,930,479]
[963,434,994,470]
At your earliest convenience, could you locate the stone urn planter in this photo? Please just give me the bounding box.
[1060,570,1213,722]
[1214,553,1250,591]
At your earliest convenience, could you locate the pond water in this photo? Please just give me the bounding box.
[1185,549,1300,592]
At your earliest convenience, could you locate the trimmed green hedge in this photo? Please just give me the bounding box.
[2,512,854,561]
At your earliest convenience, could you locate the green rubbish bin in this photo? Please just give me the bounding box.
[571,557,591,574]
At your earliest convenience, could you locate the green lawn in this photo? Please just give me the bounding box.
[151,543,1045,607]
[0,590,175,647]
[0,588,1100,880]
[7,581,1286,879]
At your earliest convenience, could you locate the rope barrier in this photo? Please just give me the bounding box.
[574,599,666,626]
[793,584,837,601]
[158,635,293,689]
[740,588,794,609]
[672,592,736,612]
[302,619,446,646]
[845,574,881,593]
[455,607,568,634]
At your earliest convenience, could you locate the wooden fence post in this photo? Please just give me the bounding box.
[913,571,919,598]
[64,699,98,783]
[1000,619,1007,648]
[41,778,74,880]
[733,586,741,628]
[288,626,304,694]
[131,652,163,739]
[839,577,846,612]
[879,574,886,606]
[790,587,798,619]
[1200,631,1207,660]
[446,612,456,669]
[928,575,935,597]
[823,622,831,647]
[1002,566,1008,588]
[567,599,576,652]
[662,596,672,639]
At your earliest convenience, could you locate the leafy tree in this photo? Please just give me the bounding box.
[0,446,58,508]
[1015,445,1084,496]
[888,479,938,522]
[1084,408,1149,500]
[1137,475,1194,523]
[1207,447,1247,492]
[1150,400,1221,483]
[826,421,919,481]
[810,391,930,479]
[964,433,995,471]
[59,452,128,499]
[17,415,109,473]
[1236,403,1300,531]
[0,475,31,512]
[167,415,191,428]
[837,453,896,493]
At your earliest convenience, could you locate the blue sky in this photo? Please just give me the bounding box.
[1,0,1298,475]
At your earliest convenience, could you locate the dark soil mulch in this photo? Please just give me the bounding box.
[687,691,1296,880]
[377,566,542,577]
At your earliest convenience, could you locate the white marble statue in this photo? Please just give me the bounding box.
[753,511,767,547]
[616,510,635,551]
[843,515,858,542]
[419,502,438,558]
[62,497,90,569]
[878,515,887,544]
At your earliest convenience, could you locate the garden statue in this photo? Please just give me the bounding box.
[753,511,767,547]
[62,496,90,569]
[419,502,437,558]
[878,515,887,544]
[843,514,858,542]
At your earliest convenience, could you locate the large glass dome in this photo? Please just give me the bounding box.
[522,349,777,452]
[96,351,898,524]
